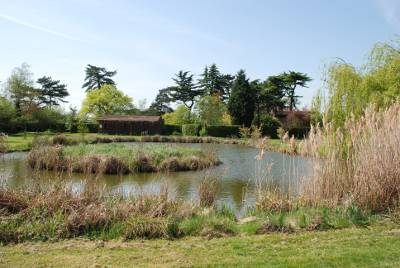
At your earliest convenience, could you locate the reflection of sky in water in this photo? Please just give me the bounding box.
[0,143,312,215]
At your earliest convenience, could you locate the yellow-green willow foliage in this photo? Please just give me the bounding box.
[325,40,400,128]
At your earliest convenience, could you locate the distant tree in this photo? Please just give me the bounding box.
[162,105,195,125]
[198,64,234,101]
[281,71,312,110]
[261,76,286,113]
[5,63,39,115]
[37,76,69,108]
[228,70,256,127]
[148,87,173,115]
[195,95,228,125]
[79,84,135,119]
[0,96,16,124]
[169,71,201,110]
[66,106,78,132]
[82,64,117,92]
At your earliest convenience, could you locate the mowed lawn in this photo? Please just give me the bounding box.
[1,221,399,267]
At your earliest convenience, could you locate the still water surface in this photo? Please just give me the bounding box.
[0,143,312,214]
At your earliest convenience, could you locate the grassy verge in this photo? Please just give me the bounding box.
[1,220,399,267]
[27,143,221,174]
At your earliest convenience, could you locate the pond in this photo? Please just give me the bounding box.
[0,143,312,215]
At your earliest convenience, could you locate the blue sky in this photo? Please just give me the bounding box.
[0,0,399,109]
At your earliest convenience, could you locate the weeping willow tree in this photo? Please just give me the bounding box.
[325,40,400,128]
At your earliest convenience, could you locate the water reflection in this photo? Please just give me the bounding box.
[0,143,312,213]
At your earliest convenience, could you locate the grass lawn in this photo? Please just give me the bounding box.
[1,220,399,267]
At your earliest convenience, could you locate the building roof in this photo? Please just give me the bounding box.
[98,115,162,122]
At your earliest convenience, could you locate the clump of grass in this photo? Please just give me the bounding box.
[123,216,180,240]
[179,213,238,238]
[28,143,221,175]
[0,133,9,154]
[199,177,218,207]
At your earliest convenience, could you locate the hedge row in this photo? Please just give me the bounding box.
[206,125,240,137]
[162,124,182,135]
[0,122,99,134]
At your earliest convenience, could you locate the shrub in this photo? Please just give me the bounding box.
[205,125,240,138]
[199,126,208,137]
[182,124,200,136]
[162,124,181,135]
[260,115,281,138]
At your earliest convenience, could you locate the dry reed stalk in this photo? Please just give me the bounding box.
[301,102,400,212]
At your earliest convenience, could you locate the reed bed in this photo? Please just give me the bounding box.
[28,143,221,175]
[300,103,400,212]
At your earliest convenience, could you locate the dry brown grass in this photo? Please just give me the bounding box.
[300,102,400,212]
[198,177,218,207]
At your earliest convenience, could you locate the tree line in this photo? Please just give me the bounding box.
[149,64,311,127]
[0,62,311,133]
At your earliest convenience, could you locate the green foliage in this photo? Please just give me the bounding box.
[182,124,200,136]
[195,95,228,125]
[310,89,324,125]
[198,64,234,101]
[162,105,195,125]
[79,84,135,119]
[199,126,208,137]
[148,88,173,115]
[259,115,281,138]
[205,125,240,137]
[169,71,202,109]
[5,63,39,115]
[37,76,69,107]
[326,40,400,128]
[228,70,256,127]
[162,124,182,135]
[0,97,16,132]
[82,64,117,92]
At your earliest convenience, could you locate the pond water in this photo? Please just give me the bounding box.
[0,143,312,215]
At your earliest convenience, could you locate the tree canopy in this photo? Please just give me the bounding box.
[198,64,234,101]
[37,76,69,107]
[148,88,173,115]
[79,84,135,119]
[5,63,39,115]
[82,64,117,92]
[169,71,202,110]
[326,40,400,128]
[195,95,229,125]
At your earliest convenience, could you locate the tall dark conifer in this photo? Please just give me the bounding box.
[228,70,256,127]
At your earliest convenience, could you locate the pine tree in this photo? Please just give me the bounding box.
[82,64,117,92]
[169,71,201,110]
[37,76,69,107]
[198,64,233,101]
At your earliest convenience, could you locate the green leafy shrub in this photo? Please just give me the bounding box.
[206,125,240,137]
[260,115,281,138]
[182,124,200,136]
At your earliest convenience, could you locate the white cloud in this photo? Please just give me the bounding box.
[376,0,400,27]
[0,13,81,41]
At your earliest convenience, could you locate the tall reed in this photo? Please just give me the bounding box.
[301,102,400,212]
